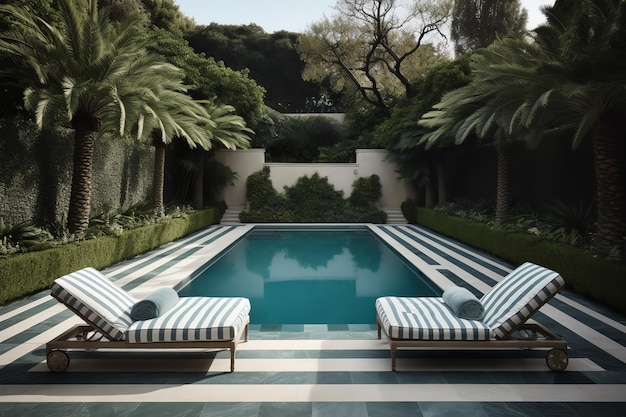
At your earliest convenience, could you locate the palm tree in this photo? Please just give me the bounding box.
[135,84,215,218]
[421,0,626,250]
[147,98,253,215]
[188,102,254,209]
[528,0,626,251]
[419,38,549,225]
[0,0,188,233]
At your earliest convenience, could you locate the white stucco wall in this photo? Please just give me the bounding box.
[214,149,265,208]
[214,149,407,208]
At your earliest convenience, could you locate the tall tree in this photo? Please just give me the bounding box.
[0,0,197,233]
[451,0,527,56]
[189,102,254,209]
[185,24,322,113]
[382,55,473,207]
[141,0,195,35]
[147,27,265,127]
[422,0,626,251]
[530,0,626,252]
[136,80,215,218]
[297,0,451,116]
[419,39,544,224]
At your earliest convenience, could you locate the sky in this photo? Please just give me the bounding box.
[174,0,554,35]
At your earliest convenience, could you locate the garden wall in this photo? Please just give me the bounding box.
[0,116,154,227]
[214,149,410,208]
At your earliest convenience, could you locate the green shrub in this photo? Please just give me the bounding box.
[245,166,277,209]
[400,199,418,223]
[265,116,344,162]
[0,208,219,305]
[349,175,382,208]
[242,169,387,223]
[284,173,345,222]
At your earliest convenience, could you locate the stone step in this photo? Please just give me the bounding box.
[221,207,244,224]
[221,207,407,224]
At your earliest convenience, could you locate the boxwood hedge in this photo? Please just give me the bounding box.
[0,208,219,305]
[414,207,626,315]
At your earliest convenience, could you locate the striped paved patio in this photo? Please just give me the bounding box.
[1,224,625,416]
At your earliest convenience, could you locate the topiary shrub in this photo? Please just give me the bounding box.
[349,175,382,208]
[241,170,386,223]
[283,173,345,222]
[245,166,277,209]
[401,199,418,223]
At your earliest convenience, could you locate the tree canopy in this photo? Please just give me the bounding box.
[185,23,328,113]
[297,0,451,116]
[451,0,528,56]
[417,0,626,250]
[146,27,265,127]
[0,0,205,232]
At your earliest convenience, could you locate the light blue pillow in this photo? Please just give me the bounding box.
[130,288,179,321]
[442,286,485,320]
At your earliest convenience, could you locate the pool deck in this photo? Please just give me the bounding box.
[1,224,625,416]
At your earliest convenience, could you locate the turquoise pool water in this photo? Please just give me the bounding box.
[178,226,439,324]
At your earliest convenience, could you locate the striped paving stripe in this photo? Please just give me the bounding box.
[27,357,603,373]
[0,223,625,410]
[1,384,624,403]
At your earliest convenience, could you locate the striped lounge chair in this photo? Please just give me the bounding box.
[46,267,250,372]
[376,262,568,371]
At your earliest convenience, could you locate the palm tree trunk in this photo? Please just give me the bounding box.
[153,140,166,218]
[495,145,512,226]
[67,125,96,234]
[436,152,447,206]
[593,118,626,250]
[192,152,204,209]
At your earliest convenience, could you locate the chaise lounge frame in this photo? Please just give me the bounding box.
[376,262,569,371]
[377,318,567,371]
[46,268,250,373]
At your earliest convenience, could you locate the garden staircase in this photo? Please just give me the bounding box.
[220,206,244,224]
[383,207,407,224]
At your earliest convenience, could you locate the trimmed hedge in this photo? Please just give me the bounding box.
[0,208,220,305]
[415,207,626,315]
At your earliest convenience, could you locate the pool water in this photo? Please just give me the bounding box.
[178,227,439,324]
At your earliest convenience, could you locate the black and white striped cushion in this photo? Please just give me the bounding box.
[482,262,564,339]
[51,267,135,340]
[376,263,564,341]
[376,296,492,340]
[126,297,251,343]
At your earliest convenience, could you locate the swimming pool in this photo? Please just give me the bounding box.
[178,226,439,324]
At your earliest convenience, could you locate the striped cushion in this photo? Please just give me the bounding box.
[51,267,136,341]
[376,297,492,341]
[126,297,251,343]
[481,262,564,339]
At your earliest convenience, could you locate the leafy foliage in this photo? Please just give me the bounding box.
[435,197,602,251]
[241,169,386,223]
[419,0,626,251]
[245,167,278,210]
[348,175,383,208]
[185,24,326,112]
[265,116,345,162]
[298,0,451,115]
[284,174,346,222]
[451,0,527,56]
[146,27,265,127]
[0,0,203,233]
[0,219,52,257]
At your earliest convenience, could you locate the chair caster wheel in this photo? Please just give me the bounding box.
[47,350,70,372]
[546,348,568,371]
